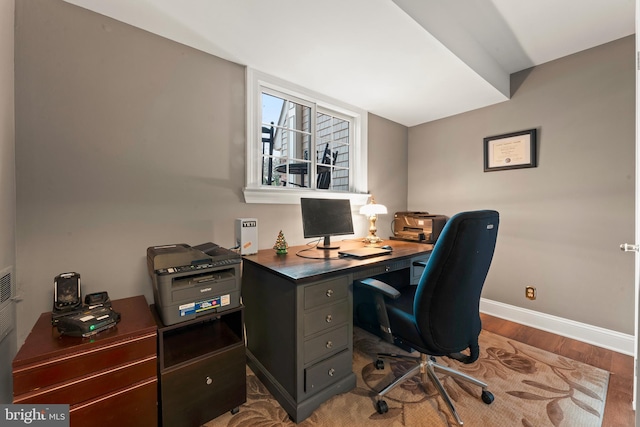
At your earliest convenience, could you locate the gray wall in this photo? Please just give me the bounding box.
[13,0,408,344]
[0,0,16,404]
[10,0,634,378]
[408,36,635,334]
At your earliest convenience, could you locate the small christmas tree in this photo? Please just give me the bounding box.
[273,230,288,254]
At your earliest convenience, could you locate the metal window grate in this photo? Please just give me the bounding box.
[0,266,15,343]
[0,269,11,304]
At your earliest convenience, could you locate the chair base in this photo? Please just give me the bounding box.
[374,352,494,426]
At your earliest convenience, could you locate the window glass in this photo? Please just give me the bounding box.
[261,94,312,188]
[316,113,350,191]
[245,70,368,205]
[261,93,351,190]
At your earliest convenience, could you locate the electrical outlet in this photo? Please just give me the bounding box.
[525,286,536,300]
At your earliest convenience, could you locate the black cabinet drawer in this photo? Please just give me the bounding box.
[304,300,349,337]
[160,344,246,427]
[304,349,351,393]
[304,277,349,310]
[303,325,349,364]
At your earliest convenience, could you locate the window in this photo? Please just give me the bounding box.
[244,70,369,205]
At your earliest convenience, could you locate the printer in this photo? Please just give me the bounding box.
[391,212,448,244]
[147,242,241,326]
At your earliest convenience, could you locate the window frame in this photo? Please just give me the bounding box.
[244,69,369,205]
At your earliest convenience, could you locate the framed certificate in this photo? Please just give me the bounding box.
[483,129,537,172]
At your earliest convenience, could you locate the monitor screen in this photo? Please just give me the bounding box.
[300,198,354,249]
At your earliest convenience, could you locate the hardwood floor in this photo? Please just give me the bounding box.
[481,313,635,427]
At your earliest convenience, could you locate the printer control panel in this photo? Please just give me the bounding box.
[156,258,240,276]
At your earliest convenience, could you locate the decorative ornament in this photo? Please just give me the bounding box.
[273,230,288,255]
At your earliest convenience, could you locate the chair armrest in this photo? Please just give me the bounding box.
[354,278,400,299]
[412,260,428,268]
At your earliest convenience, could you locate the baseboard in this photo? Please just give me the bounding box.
[480,298,635,356]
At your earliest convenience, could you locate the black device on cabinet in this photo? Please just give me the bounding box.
[53,272,82,313]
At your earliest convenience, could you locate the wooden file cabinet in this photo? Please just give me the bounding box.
[152,305,246,427]
[12,295,158,427]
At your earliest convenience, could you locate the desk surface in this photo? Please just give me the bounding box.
[242,239,433,282]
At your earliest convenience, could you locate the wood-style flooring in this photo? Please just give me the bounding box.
[481,313,635,427]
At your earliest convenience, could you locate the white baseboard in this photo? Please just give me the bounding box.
[480,298,635,356]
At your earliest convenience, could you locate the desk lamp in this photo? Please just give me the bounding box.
[360,196,387,245]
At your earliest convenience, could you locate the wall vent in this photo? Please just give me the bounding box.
[0,266,16,343]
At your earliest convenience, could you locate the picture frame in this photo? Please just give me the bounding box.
[483,129,537,172]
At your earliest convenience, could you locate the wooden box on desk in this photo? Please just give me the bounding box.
[12,295,158,427]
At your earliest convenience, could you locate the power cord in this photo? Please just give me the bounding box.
[295,239,344,260]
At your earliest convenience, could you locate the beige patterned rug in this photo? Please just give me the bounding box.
[205,327,609,427]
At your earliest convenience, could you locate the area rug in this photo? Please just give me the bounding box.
[204,327,609,427]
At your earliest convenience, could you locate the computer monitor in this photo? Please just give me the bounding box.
[300,198,354,249]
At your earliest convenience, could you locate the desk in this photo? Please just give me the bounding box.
[241,239,432,422]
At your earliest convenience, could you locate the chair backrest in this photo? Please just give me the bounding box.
[414,210,499,360]
[317,144,337,189]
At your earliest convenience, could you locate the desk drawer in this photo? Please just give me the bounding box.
[304,277,349,310]
[13,333,156,396]
[303,325,349,364]
[304,300,349,337]
[304,349,351,393]
[352,259,411,280]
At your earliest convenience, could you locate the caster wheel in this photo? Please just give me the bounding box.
[230,407,240,415]
[376,399,389,414]
[481,390,494,404]
[375,359,384,370]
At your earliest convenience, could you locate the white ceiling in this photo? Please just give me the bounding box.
[64,0,635,127]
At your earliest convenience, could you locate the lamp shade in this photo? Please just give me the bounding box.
[360,199,387,216]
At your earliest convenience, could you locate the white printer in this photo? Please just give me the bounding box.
[147,242,241,326]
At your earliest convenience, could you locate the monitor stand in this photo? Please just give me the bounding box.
[317,236,340,250]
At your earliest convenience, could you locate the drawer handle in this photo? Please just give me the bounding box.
[326,289,334,297]
[328,368,335,377]
[325,314,332,323]
[206,376,213,385]
[385,266,391,272]
[326,341,333,349]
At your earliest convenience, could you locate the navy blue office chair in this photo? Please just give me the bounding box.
[354,210,499,425]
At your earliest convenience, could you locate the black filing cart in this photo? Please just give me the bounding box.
[151,304,246,427]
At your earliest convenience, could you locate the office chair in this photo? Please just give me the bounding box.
[354,210,499,426]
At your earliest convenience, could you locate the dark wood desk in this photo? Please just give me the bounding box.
[12,296,157,427]
[241,239,432,423]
